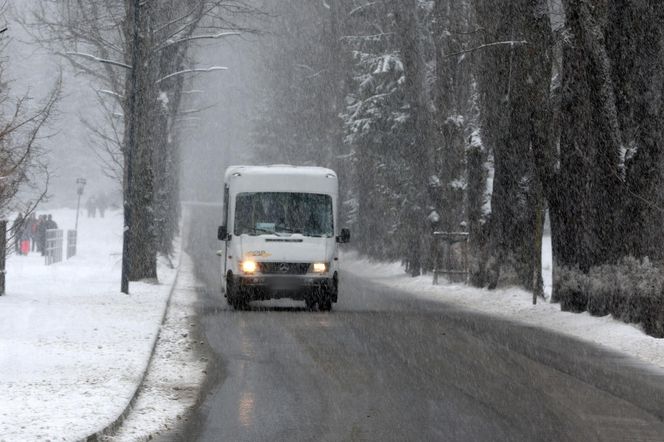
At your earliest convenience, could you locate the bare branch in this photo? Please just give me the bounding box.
[443,40,528,59]
[97,89,124,99]
[154,31,241,53]
[349,2,378,16]
[156,66,228,84]
[62,51,131,69]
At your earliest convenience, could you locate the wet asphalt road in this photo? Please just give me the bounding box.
[183,273,664,442]
[180,206,664,441]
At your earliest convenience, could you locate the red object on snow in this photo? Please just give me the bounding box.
[21,240,30,255]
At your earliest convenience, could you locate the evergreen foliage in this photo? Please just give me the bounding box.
[249,0,664,336]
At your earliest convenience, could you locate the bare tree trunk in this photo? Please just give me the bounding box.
[432,0,469,236]
[610,1,664,260]
[394,0,434,276]
[522,0,554,299]
[153,37,186,258]
[466,139,489,286]
[124,0,157,281]
[325,0,353,222]
[473,0,543,290]
[557,0,623,276]
[356,145,373,256]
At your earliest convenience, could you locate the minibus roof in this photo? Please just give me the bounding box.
[225,165,337,181]
[225,165,338,195]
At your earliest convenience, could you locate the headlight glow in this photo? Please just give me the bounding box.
[241,260,258,274]
[312,262,327,273]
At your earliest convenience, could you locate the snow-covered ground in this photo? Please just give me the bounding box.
[0,209,179,441]
[341,236,664,372]
[108,253,207,441]
[3,209,662,440]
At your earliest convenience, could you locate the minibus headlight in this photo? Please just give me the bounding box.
[241,260,258,274]
[312,263,327,273]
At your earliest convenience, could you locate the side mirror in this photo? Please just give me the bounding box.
[337,228,351,244]
[218,226,228,241]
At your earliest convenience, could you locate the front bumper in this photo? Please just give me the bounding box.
[233,274,334,300]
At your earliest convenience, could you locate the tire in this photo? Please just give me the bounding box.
[305,289,333,312]
[305,297,317,311]
[319,297,333,312]
[330,274,339,303]
[228,297,248,311]
[226,276,248,310]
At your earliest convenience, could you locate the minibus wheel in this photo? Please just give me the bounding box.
[305,290,332,311]
[319,297,333,311]
[226,275,248,310]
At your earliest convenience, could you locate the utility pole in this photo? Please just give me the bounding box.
[121,0,141,294]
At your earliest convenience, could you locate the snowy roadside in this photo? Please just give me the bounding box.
[107,252,207,441]
[0,209,180,442]
[341,237,664,372]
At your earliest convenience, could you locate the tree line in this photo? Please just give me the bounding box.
[0,11,59,272]
[23,0,255,284]
[250,0,664,308]
[4,0,663,320]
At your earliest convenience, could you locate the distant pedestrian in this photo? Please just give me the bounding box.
[97,194,108,218]
[37,215,48,256]
[86,197,97,218]
[28,213,38,252]
[19,217,31,255]
[46,214,58,230]
[11,213,24,255]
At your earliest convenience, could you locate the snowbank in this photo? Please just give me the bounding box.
[0,209,179,442]
[341,240,664,372]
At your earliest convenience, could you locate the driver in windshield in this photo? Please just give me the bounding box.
[236,192,332,237]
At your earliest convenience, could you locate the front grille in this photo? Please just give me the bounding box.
[259,262,310,275]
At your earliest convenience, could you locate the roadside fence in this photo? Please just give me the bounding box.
[67,230,77,259]
[432,231,470,285]
[45,229,64,265]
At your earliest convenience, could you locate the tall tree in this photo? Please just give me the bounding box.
[393,0,433,276]
[431,0,477,274]
[472,0,550,291]
[341,0,406,260]
[28,0,254,281]
[608,0,664,261]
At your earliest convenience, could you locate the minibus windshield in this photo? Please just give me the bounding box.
[234,192,333,237]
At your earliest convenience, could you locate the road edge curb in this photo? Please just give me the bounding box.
[83,254,183,442]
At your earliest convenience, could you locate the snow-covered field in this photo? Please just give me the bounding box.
[0,209,178,441]
[341,237,664,372]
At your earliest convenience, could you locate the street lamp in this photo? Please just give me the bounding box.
[75,178,87,232]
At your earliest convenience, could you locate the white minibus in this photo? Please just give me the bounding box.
[217,165,350,310]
